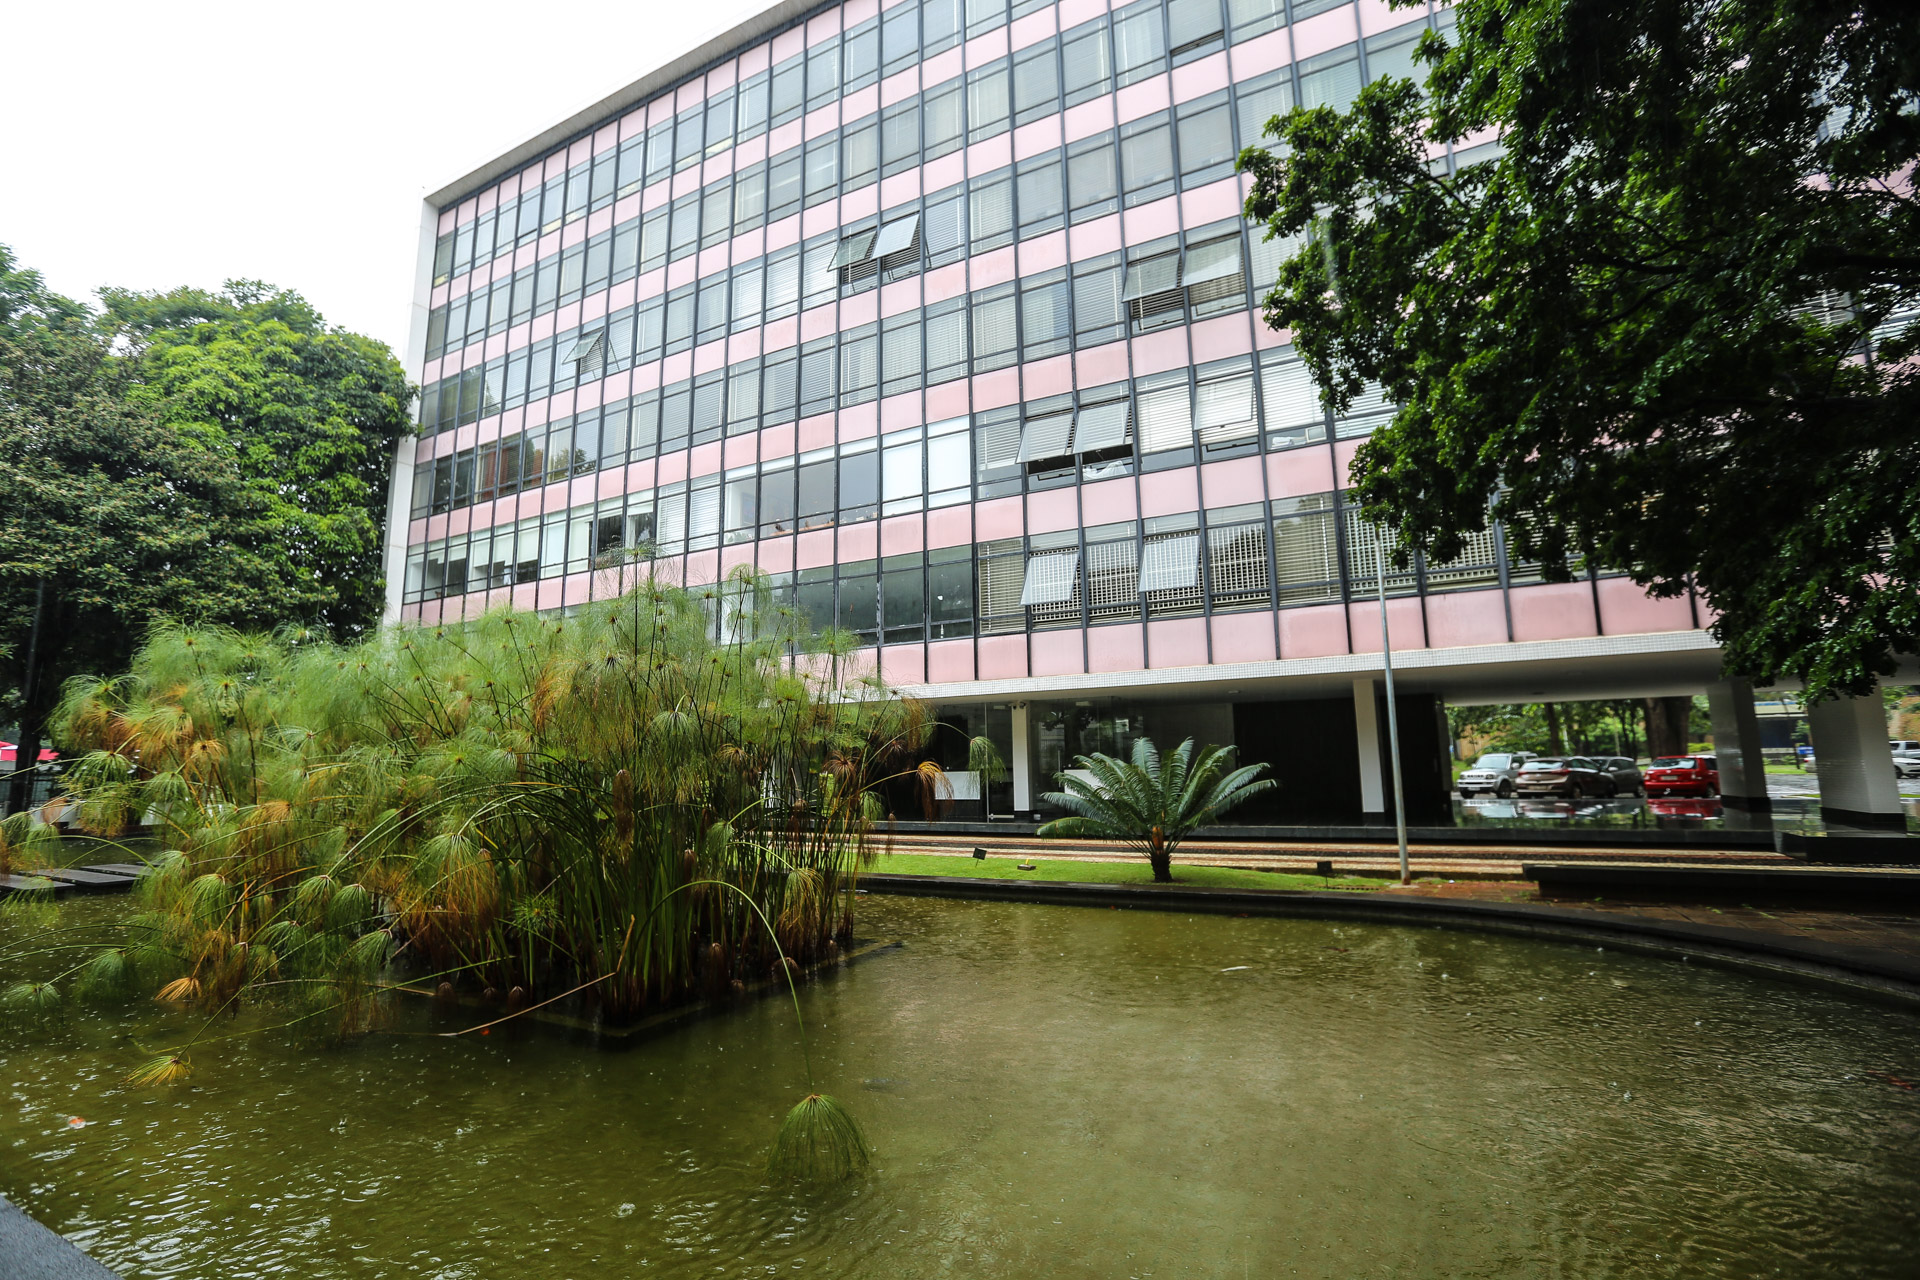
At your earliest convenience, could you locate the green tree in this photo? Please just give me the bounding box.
[1037,738,1274,882]
[1241,0,1919,701]
[0,324,265,813]
[1,249,415,814]
[102,282,414,639]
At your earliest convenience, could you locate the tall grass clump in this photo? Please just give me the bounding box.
[46,573,927,1048]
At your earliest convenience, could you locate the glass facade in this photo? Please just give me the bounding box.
[394,0,1695,712]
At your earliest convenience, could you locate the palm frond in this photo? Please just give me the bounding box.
[767,1092,871,1182]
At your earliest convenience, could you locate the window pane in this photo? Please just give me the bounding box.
[1236,72,1295,152]
[1017,157,1065,236]
[734,165,768,228]
[1113,2,1167,85]
[1176,99,1235,181]
[705,91,735,155]
[1299,46,1363,113]
[969,173,1015,253]
[1167,0,1224,55]
[1228,0,1285,41]
[968,61,1011,142]
[807,40,841,110]
[843,123,878,190]
[768,150,804,218]
[1062,21,1113,105]
[882,100,920,176]
[844,21,880,90]
[1072,255,1126,345]
[840,448,879,519]
[925,189,968,265]
[1121,118,1175,202]
[924,0,963,54]
[771,55,805,123]
[925,85,965,159]
[970,286,1018,372]
[1020,273,1071,357]
[1068,135,1119,218]
[937,553,986,636]
[805,137,839,204]
[1013,40,1060,126]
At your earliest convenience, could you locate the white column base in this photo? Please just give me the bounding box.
[1807,692,1903,830]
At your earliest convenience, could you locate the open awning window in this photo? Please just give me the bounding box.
[830,228,879,269]
[1016,411,1075,463]
[1181,236,1243,287]
[561,331,605,365]
[1137,534,1200,591]
[1019,550,1081,605]
[1072,400,1132,453]
[871,213,921,260]
[1121,252,1181,301]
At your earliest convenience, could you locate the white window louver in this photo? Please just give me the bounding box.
[830,228,878,269]
[1020,549,1081,605]
[1136,377,1194,454]
[1122,251,1184,322]
[562,331,605,376]
[1196,370,1257,445]
[1260,351,1324,434]
[1138,533,1201,591]
[871,213,922,273]
[1017,411,1075,463]
[1182,236,1244,308]
[1073,399,1132,453]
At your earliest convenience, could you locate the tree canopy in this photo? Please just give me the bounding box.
[1241,0,1919,700]
[102,281,414,638]
[0,246,412,808]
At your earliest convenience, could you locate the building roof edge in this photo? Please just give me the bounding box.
[425,0,825,212]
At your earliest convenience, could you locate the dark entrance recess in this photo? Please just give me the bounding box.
[1230,694,1451,825]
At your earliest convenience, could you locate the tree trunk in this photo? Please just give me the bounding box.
[6,579,48,818]
[1544,702,1564,755]
[1149,826,1171,883]
[1643,696,1692,758]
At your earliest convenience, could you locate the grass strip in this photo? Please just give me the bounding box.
[867,852,1393,892]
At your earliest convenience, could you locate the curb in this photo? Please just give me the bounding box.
[0,1194,120,1279]
[857,874,1920,1006]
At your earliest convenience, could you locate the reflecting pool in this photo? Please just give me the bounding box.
[3,894,1917,1278]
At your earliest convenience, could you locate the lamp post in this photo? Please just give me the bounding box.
[1376,535,1410,885]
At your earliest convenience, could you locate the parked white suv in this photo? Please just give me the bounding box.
[1457,752,1536,798]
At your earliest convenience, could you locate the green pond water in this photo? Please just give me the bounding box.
[3,893,1918,1278]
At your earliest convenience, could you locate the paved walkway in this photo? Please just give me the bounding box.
[1381,877,1920,967]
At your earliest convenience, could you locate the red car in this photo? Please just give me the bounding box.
[1645,755,1718,797]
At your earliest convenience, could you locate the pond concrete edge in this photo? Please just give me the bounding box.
[0,1193,120,1279]
[857,874,1920,1009]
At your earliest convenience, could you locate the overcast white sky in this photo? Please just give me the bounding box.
[2,0,771,358]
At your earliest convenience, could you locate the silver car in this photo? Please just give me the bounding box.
[1457,751,1535,798]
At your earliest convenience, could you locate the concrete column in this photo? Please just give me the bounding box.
[1807,692,1904,830]
[1352,678,1385,817]
[1010,702,1033,815]
[1706,678,1770,812]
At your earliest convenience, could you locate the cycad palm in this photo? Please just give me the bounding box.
[1037,738,1273,882]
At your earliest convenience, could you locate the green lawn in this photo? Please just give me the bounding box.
[866,852,1394,892]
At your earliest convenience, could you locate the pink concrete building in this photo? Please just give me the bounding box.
[385,0,1902,829]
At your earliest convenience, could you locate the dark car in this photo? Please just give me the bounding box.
[1514,757,1615,798]
[1594,756,1645,796]
[1645,755,1719,797]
